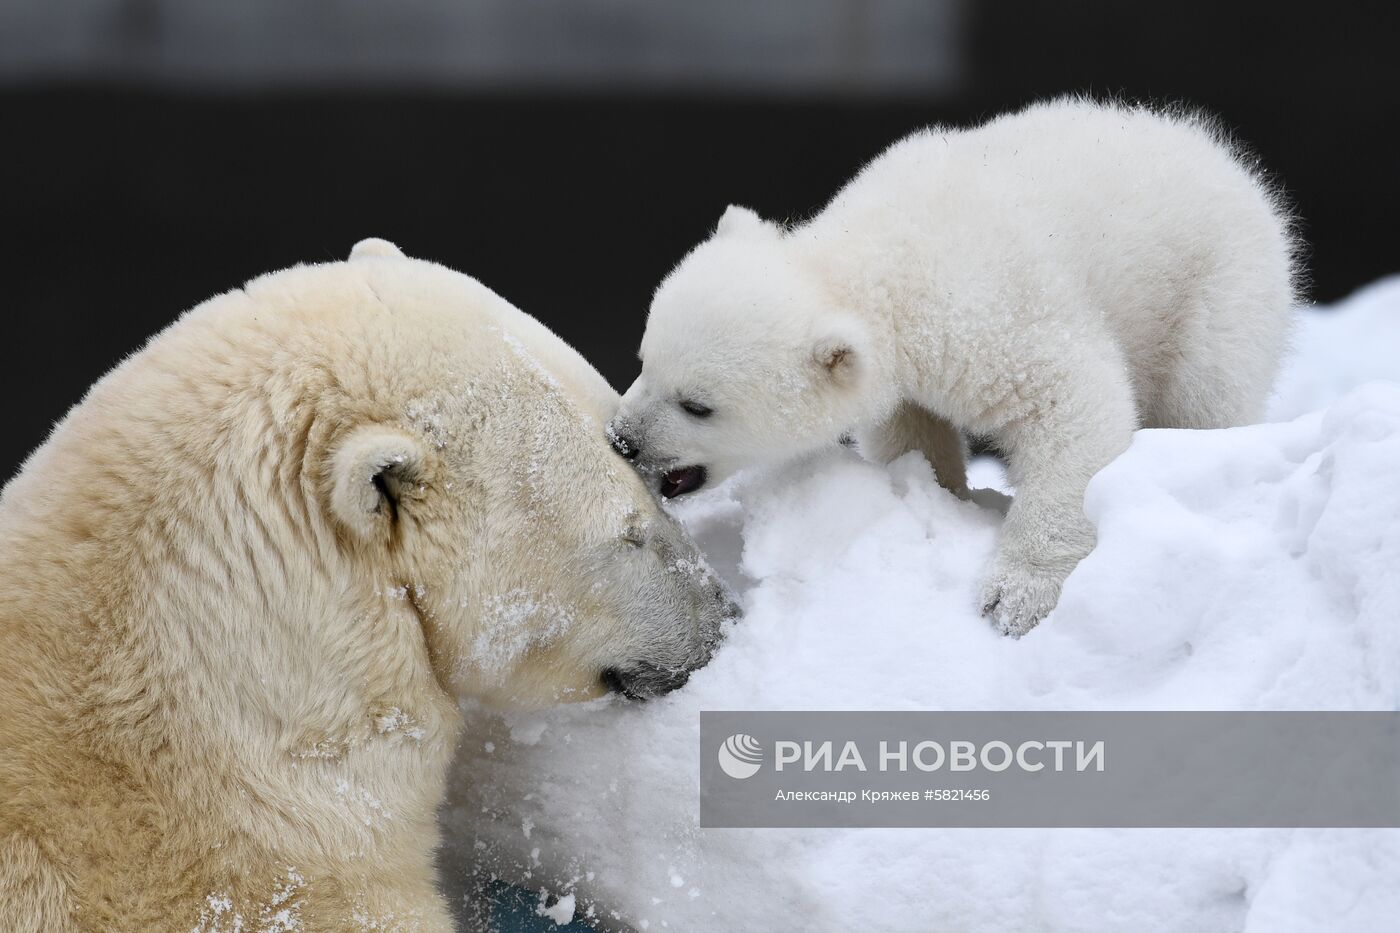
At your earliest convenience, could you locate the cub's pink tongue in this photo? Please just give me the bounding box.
[660,466,707,499]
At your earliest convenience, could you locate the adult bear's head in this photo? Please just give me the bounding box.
[307,240,736,706]
[109,239,735,710]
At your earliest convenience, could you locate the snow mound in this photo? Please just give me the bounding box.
[443,282,1400,932]
[1269,275,1400,422]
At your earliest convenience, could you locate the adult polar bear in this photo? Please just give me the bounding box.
[609,98,1298,635]
[0,241,733,931]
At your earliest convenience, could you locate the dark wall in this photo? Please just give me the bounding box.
[970,3,1400,308]
[4,3,1399,481]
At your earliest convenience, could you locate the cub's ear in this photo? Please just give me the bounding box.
[715,204,777,239]
[329,426,425,539]
[349,237,404,260]
[811,323,866,384]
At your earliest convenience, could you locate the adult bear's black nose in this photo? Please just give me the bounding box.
[601,663,692,700]
[608,423,641,460]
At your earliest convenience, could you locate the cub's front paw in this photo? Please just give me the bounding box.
[980,564,1065,637]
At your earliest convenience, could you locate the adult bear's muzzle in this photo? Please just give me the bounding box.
[601,663,695,701]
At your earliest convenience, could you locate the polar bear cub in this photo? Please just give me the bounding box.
[609,98,1297,636]
[0,242,733,931]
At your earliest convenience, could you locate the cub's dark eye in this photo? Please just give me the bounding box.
[679,400,713,419]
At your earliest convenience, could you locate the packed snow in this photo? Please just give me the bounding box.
[442,278,1400,932]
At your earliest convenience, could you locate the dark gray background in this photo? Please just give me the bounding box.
[4,1,1399,481]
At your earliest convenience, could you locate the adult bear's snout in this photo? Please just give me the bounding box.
[607,421,641,460]
[601,663,693,701]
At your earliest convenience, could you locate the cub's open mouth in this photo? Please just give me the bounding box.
[660,465,707,498]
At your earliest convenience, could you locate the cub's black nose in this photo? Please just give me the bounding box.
[609,427,641,460]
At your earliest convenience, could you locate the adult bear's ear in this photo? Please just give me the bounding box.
[349,237,404,260]
[715,204,777,239]
[329,426,425,539]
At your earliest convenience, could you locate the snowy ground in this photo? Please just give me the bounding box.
[442,278,1400,932]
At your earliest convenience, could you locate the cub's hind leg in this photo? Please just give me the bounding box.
[861,400,969,498]
[1143,284,1293,430]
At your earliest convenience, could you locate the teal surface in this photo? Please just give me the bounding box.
[488,881,599,933]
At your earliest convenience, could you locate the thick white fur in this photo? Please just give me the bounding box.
[614,98,1297,635]
[0,242,729,930]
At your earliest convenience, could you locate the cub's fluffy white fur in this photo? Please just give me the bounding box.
[611,98,1297,635]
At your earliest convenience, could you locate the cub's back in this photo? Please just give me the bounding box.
[850,98,1281,248]
[818,98,1293,354]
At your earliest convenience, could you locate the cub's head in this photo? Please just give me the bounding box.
[610,206,871,498]
[308,243,736,706]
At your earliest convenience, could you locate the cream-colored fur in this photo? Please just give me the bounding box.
[0,241,731,931]
[611,98,1298,636]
